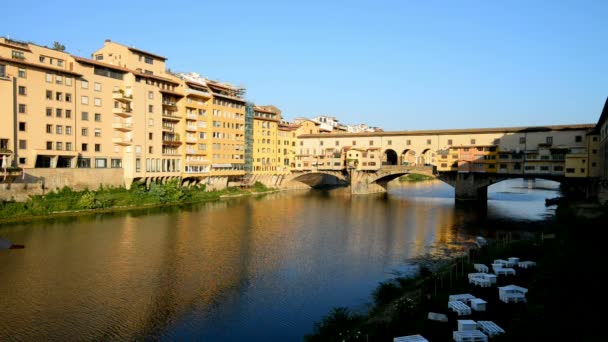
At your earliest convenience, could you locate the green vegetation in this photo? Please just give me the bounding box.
[399,173,435,182]
[306,207,606,341]
[0,180,276,223]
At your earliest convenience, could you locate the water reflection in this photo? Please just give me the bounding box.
[0,179,558,341]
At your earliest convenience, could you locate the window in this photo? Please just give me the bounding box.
[499,164,507,169]
[19,140,26,149]
[388,140,392,145]
[94,113,101,122]
[148,105,153,113]
[94,98,102,106]
[11,50,25,60]
[56,108,62,117]
[56,142,62,151]
[45,107,52,117]
[406,139,411,145]
[94,82,102,91]
[95,158,107,168]
[78,158,91,168]
[352,140,357,146]
[55,75,63,84]
[18,122,26,131]
[46,124,52,133]
[144,56,153,64]
[19,157,26,164]
[57,60,63,67]
[581,168,585,173]
[148,118,154,126]
[94,128,101,137]
[447,139,453,145]
[18,68,26,78]
[66,110,71,118]
[148,91,154,99]
[56,125,63,134]
[81,80,89,89]
[546,136,553,144]
[136,158,141,172]
[65,77,72,86]
[470,139,476,144]
[56,92,63,101]
[111,159,122,168]
[540,166,549,171]
[18,104,26,113]
[81,112,89,120]
[66,142,72,151]
[575,135,582,143]
[46,90,53,100]
[81,96,89,105]
[82,143,88,151]
[95,54,103,61]
[149,132,153,140]
[566,168,575,173]
[65,93,72,102]
[370,140,374,146]
[554,166,564,171]
[0,64,5,78]
[18,86,26,95]
[335,141,339,146]
[81,128,88,136]
[524,165,535,170]
[519,137,526,144]
[149,146,153,154]
[95,144,101,152]
[46,141,53,150]
[46,73,53,83]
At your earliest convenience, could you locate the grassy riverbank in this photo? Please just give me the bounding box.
[399,173,435,182]
[305,205,606,341]
[0,180,274,224]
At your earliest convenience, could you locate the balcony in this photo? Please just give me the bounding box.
[162,138,182,146]
[162,101,178,109]
[185,125,197,132]
[162,113,181,121]
[185,88,211,98]
[162,126,174,132]
[112,90,132,103]
[186,137,197,143]
[112,137,133,146]
[112,122,133,131]
[112,107,132,118]
[186,113,198,120]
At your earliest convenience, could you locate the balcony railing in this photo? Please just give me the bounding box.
[112,91,132,102]
[112,107,132,117]
[186,113,198,119]
[185,125,197,132]
[112,137,133,145]
[112,122,133,131]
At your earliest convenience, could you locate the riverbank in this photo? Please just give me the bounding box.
[0,181,275,225]
[305,204,606,341]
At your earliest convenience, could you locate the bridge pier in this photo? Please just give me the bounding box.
[439,172,493,201]
[350,171,387,194]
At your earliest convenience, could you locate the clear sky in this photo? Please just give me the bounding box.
[3,0,607,130]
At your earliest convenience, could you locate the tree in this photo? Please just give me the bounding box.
[51,41,66,52]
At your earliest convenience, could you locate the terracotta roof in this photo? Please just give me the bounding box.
[127,46,167,61]
[300,124,595,138]
[133,71,180,85]
[0,56,82,76]
[212,92,245,103]
[72,56,130,73]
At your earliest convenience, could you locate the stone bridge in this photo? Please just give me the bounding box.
[282,165,435,194]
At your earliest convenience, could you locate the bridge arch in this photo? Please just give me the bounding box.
[419,148,434,166]
[400,149,416,166]
[383,149,398,165]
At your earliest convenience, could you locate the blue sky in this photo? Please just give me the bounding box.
[3,0,607,129]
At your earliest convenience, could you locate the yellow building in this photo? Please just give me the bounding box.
[176,73,213,178]
[277,123,297,174]
[206,80,246,181]
[252,105,281,174]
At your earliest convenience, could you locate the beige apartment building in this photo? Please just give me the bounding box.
[0,37,248,190]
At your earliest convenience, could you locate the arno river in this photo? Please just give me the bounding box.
[0,179,558,341]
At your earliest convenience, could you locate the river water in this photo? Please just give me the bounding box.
[0,179,558,341]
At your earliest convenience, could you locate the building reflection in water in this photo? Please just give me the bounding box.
[0,179,557,341]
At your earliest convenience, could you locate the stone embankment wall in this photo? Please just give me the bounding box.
[0,169,124,201]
